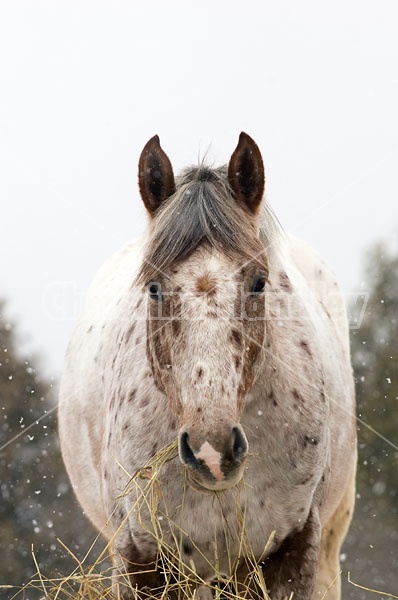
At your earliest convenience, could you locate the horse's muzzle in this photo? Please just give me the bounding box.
[178,424,249,491]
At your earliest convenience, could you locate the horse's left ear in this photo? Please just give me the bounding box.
[228,132,265,215]
[138,135,176,217]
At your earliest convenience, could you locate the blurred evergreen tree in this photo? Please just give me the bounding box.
[343,243,398,597]
[0,302,100,598]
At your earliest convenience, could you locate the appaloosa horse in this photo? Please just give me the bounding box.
[59,133,357,599]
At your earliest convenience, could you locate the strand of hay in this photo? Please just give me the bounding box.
[347,573,398,599]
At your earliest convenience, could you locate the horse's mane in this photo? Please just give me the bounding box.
[137,164,283,284]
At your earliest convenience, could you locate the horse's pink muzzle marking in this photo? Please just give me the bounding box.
[178,424,249,491]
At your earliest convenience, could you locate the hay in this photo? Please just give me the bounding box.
[113,440,273,599]
[4,444,392,599]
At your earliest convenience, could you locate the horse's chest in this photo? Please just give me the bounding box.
[154,459,323,581]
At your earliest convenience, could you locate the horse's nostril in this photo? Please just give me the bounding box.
[178,431,200,470]
[232,426,248,462]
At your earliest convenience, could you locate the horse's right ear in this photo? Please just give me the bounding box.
[138,135,175,217]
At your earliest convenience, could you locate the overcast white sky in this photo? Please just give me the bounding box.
[1,1,397,375]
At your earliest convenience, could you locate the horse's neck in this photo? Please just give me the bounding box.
[259,203,290,269]
[257,213,324,397]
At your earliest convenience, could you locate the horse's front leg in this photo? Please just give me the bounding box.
[238,509,321,600]
[113,533,197,600]
[262,509,322,600]
[112,533,170,599]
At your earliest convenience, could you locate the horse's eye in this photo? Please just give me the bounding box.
[147,282,162,300]
[251,273,268,295]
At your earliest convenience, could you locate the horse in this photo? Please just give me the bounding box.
[58,133,357,600]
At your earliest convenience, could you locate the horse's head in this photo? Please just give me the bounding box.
[137,133,269,492]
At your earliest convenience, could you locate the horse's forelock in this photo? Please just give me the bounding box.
[136,164,266,284]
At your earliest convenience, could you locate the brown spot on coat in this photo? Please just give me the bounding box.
[304,435,319,447]
[269,389,278,407]
[300,475,313,485]
[195,273,217,296]
[279,271,293,293]
[125,323,136,344]
[300,340,313,357]
[182,540,193,556]
[245,343,260,364]
[292,388,304,403]
[139,396,149,408]
[171,319,181,336]
[230,329,243,348]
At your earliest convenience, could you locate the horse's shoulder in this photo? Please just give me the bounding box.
[86,238,145,300]
[62,237,146,379]
[73,238,144,325]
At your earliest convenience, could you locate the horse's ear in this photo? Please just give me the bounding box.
[138,135,176,217]
[228,132,265,215]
